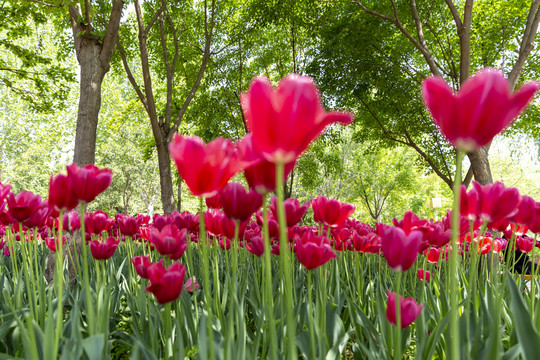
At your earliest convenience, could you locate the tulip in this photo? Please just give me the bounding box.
[132,255,152,278]
[295,232,337,270]
[89,237,119,260]
[149,224,188,260]
[7,191,43,223]
[220,182,263,223]
[351,231,381,254]
[152,214,172,231]
[205,194,222,210]
[146,262,186,304]
[184,276,199,292]
[509,195,536,225]
[66,163,112,204]
[22,200,50,229]
[241,75,354,164]
[244,159,296,195]
[48,173,78,212]
[386,291,423,328]
[269,197,309,227]
[473,181,521,223]
[84,211,114,235]
[311,196,355,228]
[418,269,431,281]
[381,226,423,272]
[245,236,265,257]
[516,236,534,253]
[422,68,540,151]
[169,134,253,198]
[492,237,507,253]
[476,236,493,255]
[0,182,11,209]
[172,211,199,233]
[63,211,81,232]
[529,203,540,234]
[116,214,141,237]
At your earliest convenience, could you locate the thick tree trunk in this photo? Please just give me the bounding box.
[467,147,493,185]
[73,40,107,166]
[156,141,176,214]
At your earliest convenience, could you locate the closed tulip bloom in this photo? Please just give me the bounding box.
[146,262,186,304]
[220,182,263,223]
[84,211,114,235]
[89,237,119,260]
[473,181,521,223]
[0,182,11,210]
[184,276,199,292]
[48,173,78,212]
[529,203,540,234]
[205,194,222,210]
[418,269,431,281]
[509,195,536,226]
[516,236,534,253]
[152,214,172,231]
[7,191,43,223]
[116,214,142,237]
[45,236,66,252]
[381,226,423,272]
[66,163,112,204]
[422,68,539,151]
[241,75,354,164]
[131,255,152,279]
[244,159,296,195]
[169,134,251,198]
[269,197,309,227]
[22,200,50,230]
[492,237,507,253]
[149,224,188,260]
[386,291,423,328]
[63,211,81,232]
[460,185,479,221]
[311,196,355,228]
[172,211,199,233]
[245,236,265,257]
[295,232,337,270]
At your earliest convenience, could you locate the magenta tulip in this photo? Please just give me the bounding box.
[386,291,423,328]
[295,232,337,270]
[381,226,423,272]
[146,262,186,304]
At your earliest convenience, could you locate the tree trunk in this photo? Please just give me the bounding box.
[156,141,176,214]
[72,40,107,166]
[177,180,182,212]
[467,147,493,185]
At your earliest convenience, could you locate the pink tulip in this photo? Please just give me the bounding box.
[89,237,119,260]
[269,197,309,228]
[220,182,263,223]
[418,269,431,281]
[241,74,354,164]
[311,196,355,228]
[146,262,186,304]
[422,68,539,151]
[184,276,199,292]
[386,291,423,328]
[295,232,337,270]
[381,226,423,272]
[66,163,112,204]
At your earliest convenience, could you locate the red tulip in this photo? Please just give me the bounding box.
[0,182,11,210]
[149,224,188,260]
[492,237,507,253]
[381,226,422,272]
[22,200,50,229]
[245,236,265,257]
[84,211,114,235]
[295,232,337,270]
[116,214,142,237]
[241,74,354,164]
[474,181,521,223]
[48,173,78,212]
[131,255,152,278]
[44,236,66,252]
[7,191,43,223]
[516,236,534,253]
[311,196,355,228]
[244,159,296,195]
[269,197,309,227]
[205,194,222,210]
[386,291,423,328]
[220,182,263,223]
[146,262,186,304]
[66,163,112,204]
[422,68,539,151]
[172,211,199,233]
[351,231,381,254]
[509,195,536,226]
[89,237,119,260]
[476,236,492,255]
[529,203,540,234]
[418,269,431,281]
[169,134,252,198]
[63,211,81,232]
[152,214,172,231]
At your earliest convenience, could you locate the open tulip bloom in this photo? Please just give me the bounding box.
[422,68,539,151]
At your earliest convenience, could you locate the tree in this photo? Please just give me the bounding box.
[0,2,74,113]
[115,0,218,213]
[309,0,540,187]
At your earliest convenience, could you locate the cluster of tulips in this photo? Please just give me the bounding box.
[1,68,540,359]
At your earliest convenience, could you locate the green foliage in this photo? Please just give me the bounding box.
[0,2,74,112]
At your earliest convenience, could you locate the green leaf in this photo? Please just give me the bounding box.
[506,275,540,360]
[82,334,105,360]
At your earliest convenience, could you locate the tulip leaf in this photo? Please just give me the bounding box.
[82,334,105,360]
[505,275,540,360]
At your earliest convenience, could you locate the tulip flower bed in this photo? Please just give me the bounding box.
[1,70,540,360]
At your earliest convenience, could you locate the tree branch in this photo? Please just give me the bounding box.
[100,0,124,65]
[115,38,148,111]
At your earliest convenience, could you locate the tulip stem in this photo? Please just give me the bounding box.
[275,161,297,360]
[449,149,464,360]
[394,271,402,360]
[79,202,95,335]
[262,197,278,360]
[307,270,317,359]
[53,211,64,359]
[199,197,215,360]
